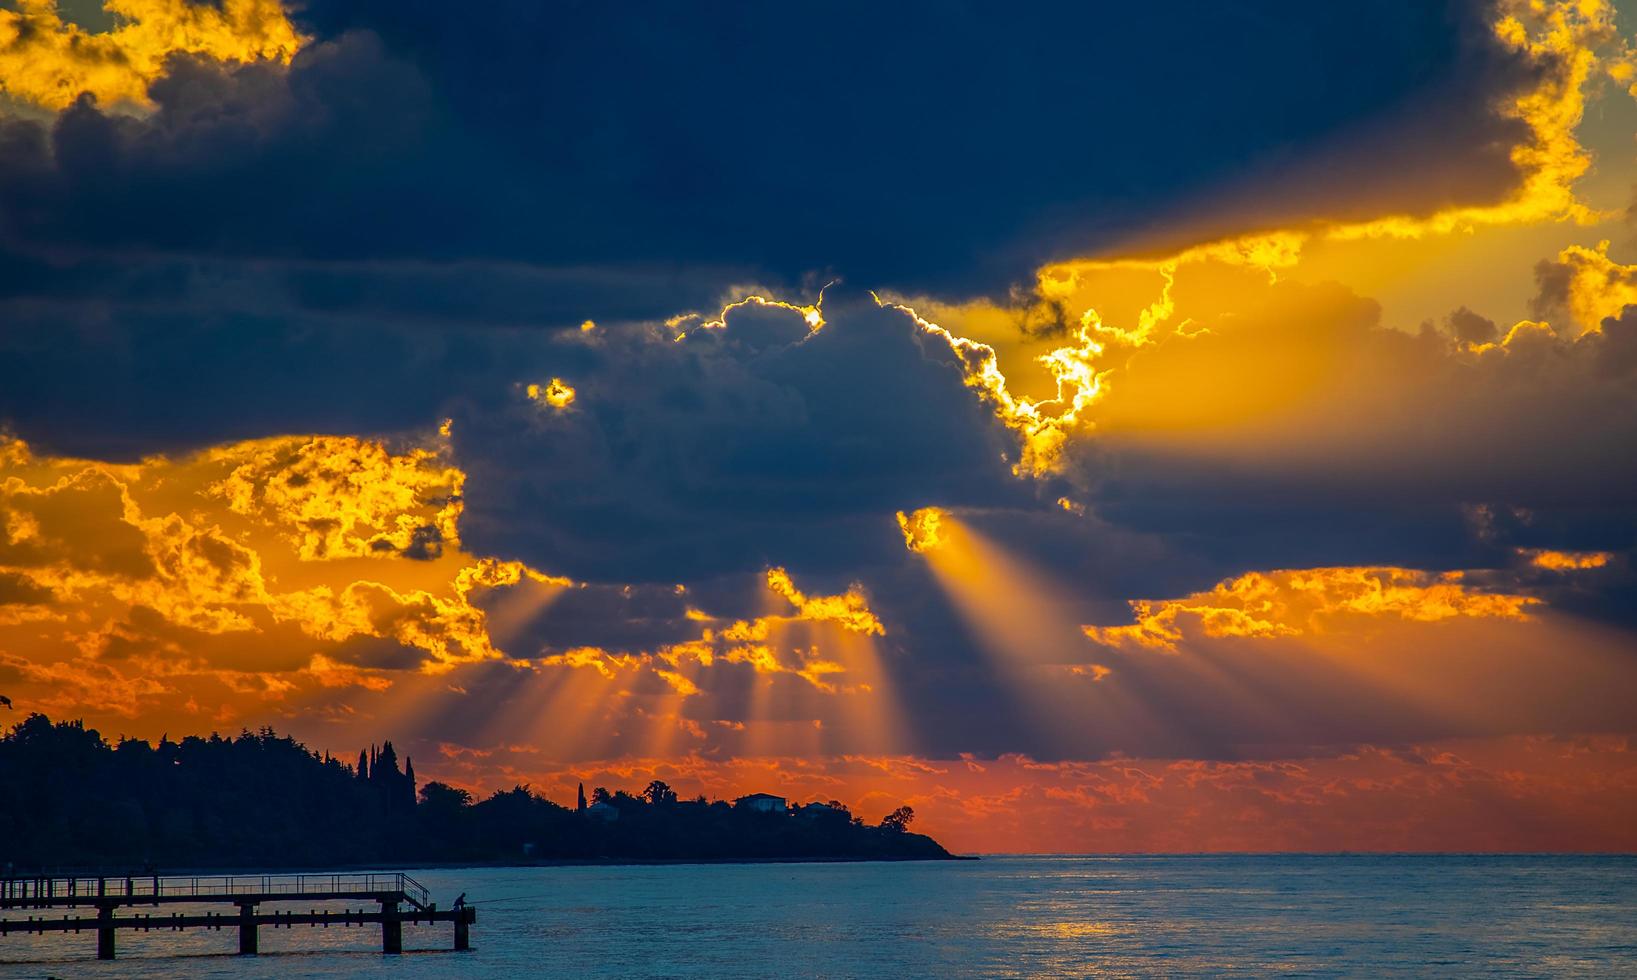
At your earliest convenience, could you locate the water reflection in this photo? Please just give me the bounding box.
[1,855,1633,977]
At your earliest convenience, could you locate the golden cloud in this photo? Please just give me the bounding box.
[682,0,1627,485]
[532,568,888,699]
[537,646,642,678]
[896,507,947,553]
[0,0,304,112]
[1332,0,1619,240]
[1085,566,1540,652]
[764,567,884,636]
[673,293,825,337]
[886,298,1103,476]
[1532,241,1637,335]
[1523,549,1613,571]
[876,1,1634,481]
[205,435,463,561]
[525,378,578,410]
[0,431,564,724]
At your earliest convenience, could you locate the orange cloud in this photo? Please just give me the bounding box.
[659,570,889,692]
[207,434,463,561]
[490,567,888,707]
[525,378,577,410]
[302,652,393,692]
[537,646,642,678]
[1523,549,1613,571]
[0,0,304,112]
[886,298,1104,476]
[895,506,946,553]
[1085,566,1539,652]
[870,0,1636,482]
[764,567,884,636]
[1330,0,1619,240]
[0,431,563,726]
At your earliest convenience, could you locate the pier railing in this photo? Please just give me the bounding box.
[1,872,430,911]
[0,870,464,959]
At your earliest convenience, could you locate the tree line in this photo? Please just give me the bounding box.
[0,714,950,870]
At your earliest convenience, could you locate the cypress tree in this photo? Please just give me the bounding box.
[377,741,399,779]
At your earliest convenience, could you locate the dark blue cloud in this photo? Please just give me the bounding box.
[453,291,1029,581]
[0,246,732,457]
[0,0,1531,462]
[2,2,1522,295]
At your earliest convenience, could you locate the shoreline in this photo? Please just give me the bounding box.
[23,853,1635,878]
[22,854,978,878]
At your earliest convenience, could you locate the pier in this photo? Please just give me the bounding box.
[0,872,475,960]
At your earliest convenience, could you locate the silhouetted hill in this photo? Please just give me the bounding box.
[0,715,954,869]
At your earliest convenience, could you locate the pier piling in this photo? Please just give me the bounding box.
[380,900,402,954]
[1,872,470,961]
[96,905,114,960]
[237,902,257,955]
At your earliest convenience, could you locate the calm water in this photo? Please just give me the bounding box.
[1,855,1633,977]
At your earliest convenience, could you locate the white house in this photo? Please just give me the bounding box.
[586,800,620,821]
[735,793,787,813]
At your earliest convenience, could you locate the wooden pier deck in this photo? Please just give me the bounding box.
[0,872,475,960]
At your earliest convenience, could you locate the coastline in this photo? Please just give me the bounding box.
[31,853,978,878]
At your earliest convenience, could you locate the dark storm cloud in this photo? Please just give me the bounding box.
[3,2,1524,288]
[1446,305,1499,345]
[0,0,1537,460]
[0,247,737,327]
[487,581,702,654]
[454,291,1028,581]
[0,306,537,458]
[330,635,430,671]
[0,570,54,606]
[0,245,735,457]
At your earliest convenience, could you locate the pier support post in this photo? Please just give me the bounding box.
[237,902,258,955]
[380,901,402,954]
[454,908,471,951]
[96,904,115,960]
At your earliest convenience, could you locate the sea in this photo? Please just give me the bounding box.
[0,855,1633,977]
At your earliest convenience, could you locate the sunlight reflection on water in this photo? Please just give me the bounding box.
[1,855,1633,978]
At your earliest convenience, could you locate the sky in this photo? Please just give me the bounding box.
[2,0,1637,853]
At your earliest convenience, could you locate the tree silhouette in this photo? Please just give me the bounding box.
[420,781,473,809]
[880,806,915,833]
[0,713,950,867]
[643,780,678,806]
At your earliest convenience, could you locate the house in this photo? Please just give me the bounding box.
[735,793,787,813]
[586,800,620,821]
